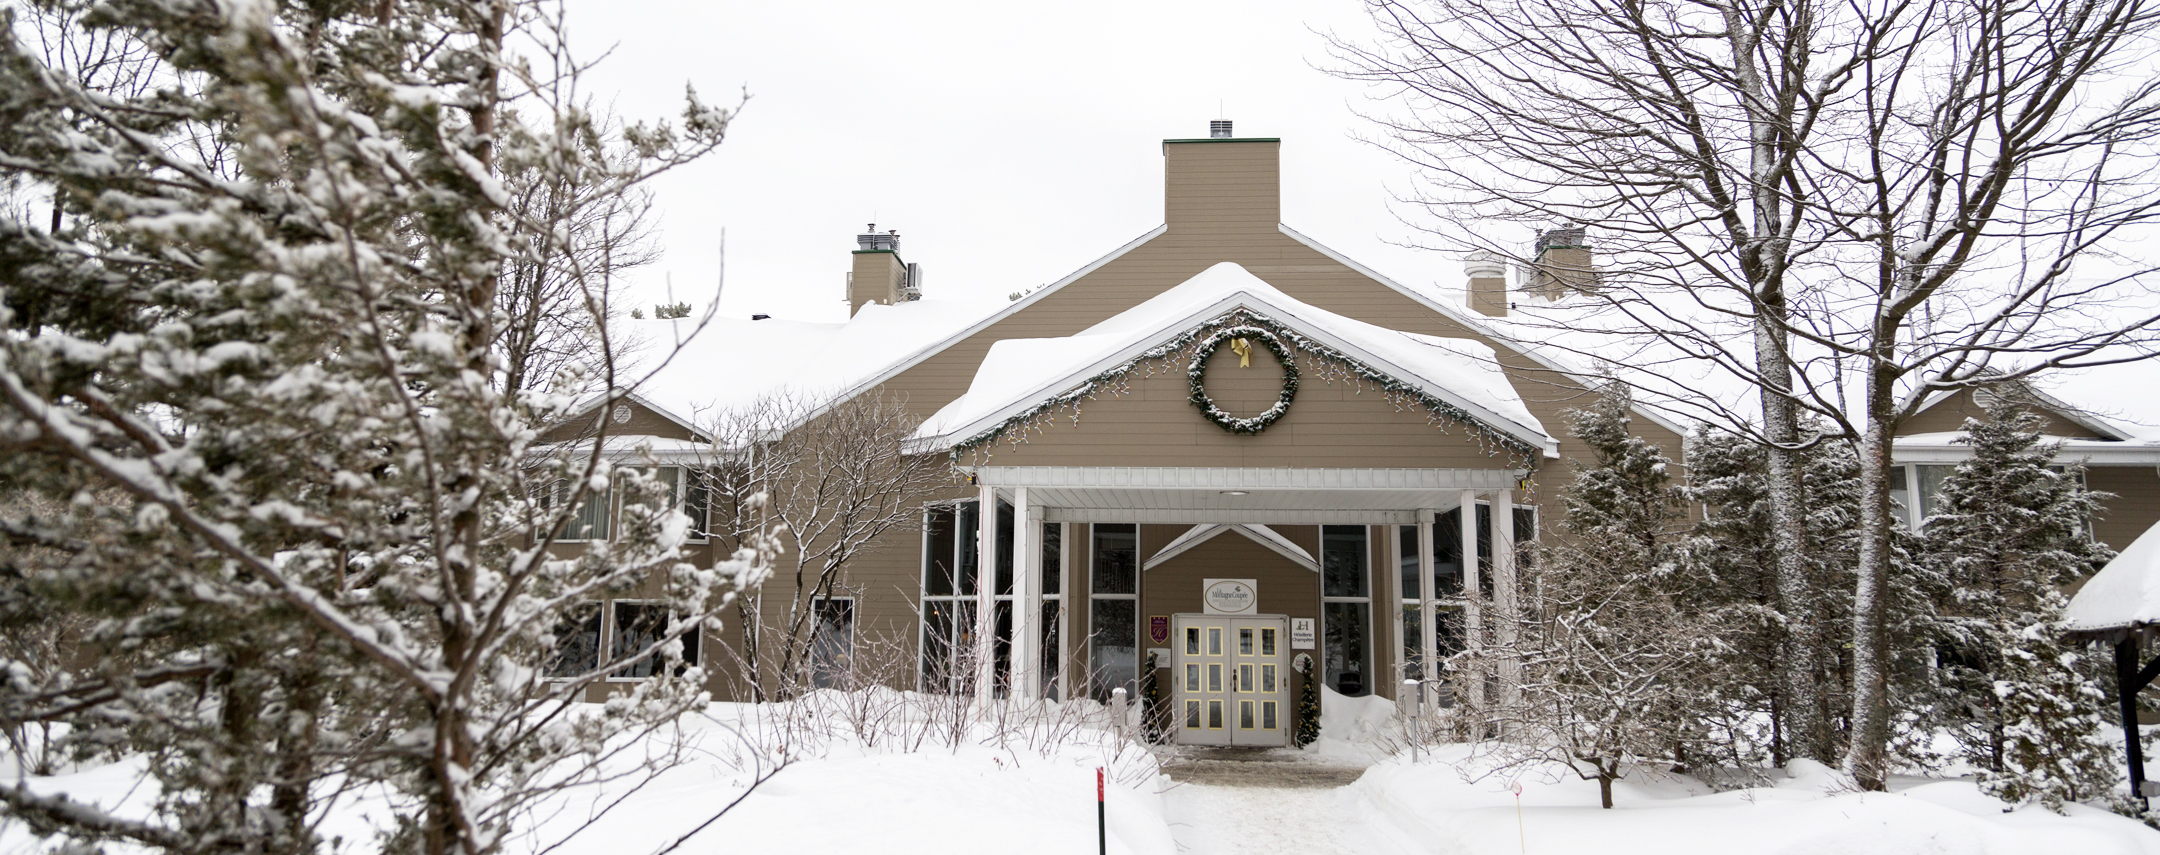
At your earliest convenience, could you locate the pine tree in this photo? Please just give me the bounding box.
[1512,384,1709,807]
[1918,402,2115,810]
[0,3,751,853]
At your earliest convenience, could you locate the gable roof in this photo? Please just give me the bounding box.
[1907,384,2134,441]
[911,263,1556,457]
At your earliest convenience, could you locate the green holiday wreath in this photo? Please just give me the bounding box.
[1187,325,1298,434]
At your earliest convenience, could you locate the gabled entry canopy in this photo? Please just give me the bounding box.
[910,263,1557,459]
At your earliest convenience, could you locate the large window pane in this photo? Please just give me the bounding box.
[685,470,711,539]
[563,486,610,541]
[925,506,956,596]
[1322,525,1367,598]
[1092,524,1137,595]
[996,500,1015,596]
[543,603,603,678]
[1089,599,1137,702]
[957,501,980,596]
[1400,520,1464,601]
[810,599,854,689]
[1041,522,1061,595]
[1040,600,1062,700]
[1917,465,1956,520]
[610,602,696,679]
[920,600,958,692]
[1401,604,1422,675]
[1323,601,1369,696]
[1436,510,1464,598]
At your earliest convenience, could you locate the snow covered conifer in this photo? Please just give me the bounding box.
[0,3,754,854]
[1511,383,1709,808]
[1919,401,2115,809]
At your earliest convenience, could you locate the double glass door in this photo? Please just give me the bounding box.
[1171,614,1289,747]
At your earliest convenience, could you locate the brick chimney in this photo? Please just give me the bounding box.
[1465,250,1509,317]
[1528,226,1594,298]
[848,223,921,316]
[1163,120,1280,235]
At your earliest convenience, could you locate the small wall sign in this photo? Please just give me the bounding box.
[1202,579,1258,615]
[1149,615,1170,645]
[1291,618,1316,650]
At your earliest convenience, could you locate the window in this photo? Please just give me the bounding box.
[557,467,711,543]
[1398,505,1535,690]
[919,500,1016,693]
[1321,525,1371,696]
[606,601,699,680]
[543,603,604,679]
[809,598,855,689]
[559,481,611,541]
[1089,523,1139,702]
[1040,522,1063,700]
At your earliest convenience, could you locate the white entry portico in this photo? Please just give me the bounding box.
[963,465,1530,732]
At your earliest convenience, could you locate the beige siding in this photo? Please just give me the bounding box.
[960,353,1538,471]
[1897,388,2107,439]
[2088,466,2160,553]
[667,137,1692,700]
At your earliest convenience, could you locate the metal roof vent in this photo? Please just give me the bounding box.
[856,223,900,252]
[1209,120,1233,138]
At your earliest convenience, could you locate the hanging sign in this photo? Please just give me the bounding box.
[1149,615,1171,645]
[1203,579,1258,615]
[1291,618,1316,650]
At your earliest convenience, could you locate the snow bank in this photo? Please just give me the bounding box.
[0,695,1178,855]
[1354,746,2160,855]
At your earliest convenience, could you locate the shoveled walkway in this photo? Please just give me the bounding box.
[1159,748,1427,855]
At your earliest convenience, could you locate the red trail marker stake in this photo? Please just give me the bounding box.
[1096,767,1106,855]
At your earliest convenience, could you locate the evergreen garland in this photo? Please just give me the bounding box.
[1294,654,1322,747]
[949,308,1540,464]
[1186,325,1297,434]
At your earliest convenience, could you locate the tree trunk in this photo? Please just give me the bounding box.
[1757,315,1828,764]
[1841,373,1898,790]
[1599,771,1615,809]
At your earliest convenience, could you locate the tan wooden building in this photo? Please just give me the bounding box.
[543,123,2160,746]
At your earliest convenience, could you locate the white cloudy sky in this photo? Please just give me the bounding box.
[558,0,2160,433]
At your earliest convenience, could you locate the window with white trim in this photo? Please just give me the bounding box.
[809,597,855,689]
[608,601,699,680]
[1040,521,1064,700]
[1320,525,1372,697]
[1089,523,1138,703]
[918,499,1015,693]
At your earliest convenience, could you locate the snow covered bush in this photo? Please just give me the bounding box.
[1502,384,1717,808]
[0,2,754,854]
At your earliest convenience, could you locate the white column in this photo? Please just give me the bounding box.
[1460,489,1485,712]
[1493,489,1519,715]
[1012,488,1038,701]
[1415,509,1438,701]
[975,483,999,698]
[1386,521,1406,692]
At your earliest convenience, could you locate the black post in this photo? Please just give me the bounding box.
[1096,766,1106,855]
[2118,639,2148,811]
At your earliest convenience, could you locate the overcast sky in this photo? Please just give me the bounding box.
[559,0,2160,433]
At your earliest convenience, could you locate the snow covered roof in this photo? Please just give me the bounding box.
[911,262,1556,456]
[1891,433,2160,466]
[625,297,1000,425]
[2063,521,2160,639]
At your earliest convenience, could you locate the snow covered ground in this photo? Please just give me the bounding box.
[4,688,2158,855]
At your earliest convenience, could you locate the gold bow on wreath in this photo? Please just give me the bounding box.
[1229,337,1252,368]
